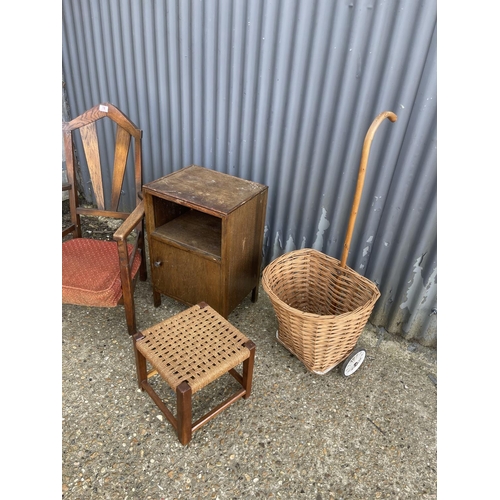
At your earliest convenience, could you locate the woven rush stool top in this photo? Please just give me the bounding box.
[135,303,251,394]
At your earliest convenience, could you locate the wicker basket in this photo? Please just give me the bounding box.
[262,111,397,375]
[262,248,380,374]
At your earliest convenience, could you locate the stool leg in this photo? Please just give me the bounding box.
[176,381,192,445]
[132,334,148,389]
[242,341,256,399]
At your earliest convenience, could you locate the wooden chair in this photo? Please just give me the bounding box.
[62,102,147,336]
[133,302,256,445]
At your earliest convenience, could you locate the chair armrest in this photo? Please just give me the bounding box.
[113,200,145,242]
[62,182,72,191]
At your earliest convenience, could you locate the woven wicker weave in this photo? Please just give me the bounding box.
[262,248,380,374]
[135,303,251,394]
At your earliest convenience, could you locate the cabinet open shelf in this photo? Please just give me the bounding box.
[152,210,221,260]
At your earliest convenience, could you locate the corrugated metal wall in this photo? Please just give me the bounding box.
[62,0,437,346]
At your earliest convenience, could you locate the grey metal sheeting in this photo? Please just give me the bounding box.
[62,0,437,346]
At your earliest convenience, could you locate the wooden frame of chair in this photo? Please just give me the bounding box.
[62,102,147,335]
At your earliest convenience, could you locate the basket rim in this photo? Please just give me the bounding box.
[264,247,370,273]
[262,247,381,321]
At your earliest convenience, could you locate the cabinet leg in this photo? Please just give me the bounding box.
[251,285,259,303]
[153,289,162,308]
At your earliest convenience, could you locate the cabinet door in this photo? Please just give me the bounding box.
[150,237,223,314]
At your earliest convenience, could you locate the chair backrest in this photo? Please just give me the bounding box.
[62,102,143,239]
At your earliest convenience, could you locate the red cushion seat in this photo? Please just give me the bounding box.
[62,238,142,307]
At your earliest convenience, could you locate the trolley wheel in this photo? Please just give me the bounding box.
[340,348,366,377]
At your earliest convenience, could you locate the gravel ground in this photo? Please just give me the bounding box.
[62,207,437,499]
[62,278,436,498]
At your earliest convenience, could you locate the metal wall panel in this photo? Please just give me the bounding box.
[62,0,437,346]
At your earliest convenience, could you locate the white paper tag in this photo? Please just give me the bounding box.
[99,104,109,113]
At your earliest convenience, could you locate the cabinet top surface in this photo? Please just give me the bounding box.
[143,165,268,214]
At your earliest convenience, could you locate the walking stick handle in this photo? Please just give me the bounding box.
[340,111,397,268]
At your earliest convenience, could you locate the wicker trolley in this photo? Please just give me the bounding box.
[262,111,397,376]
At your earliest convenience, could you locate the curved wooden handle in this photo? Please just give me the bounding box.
[340,111,397,268]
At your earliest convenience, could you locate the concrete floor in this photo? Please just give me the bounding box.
[62,272,437,499]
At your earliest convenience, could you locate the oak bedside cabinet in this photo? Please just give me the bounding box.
[143,165,268,318]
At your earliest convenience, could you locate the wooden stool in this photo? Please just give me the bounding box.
[132,302,256,445]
